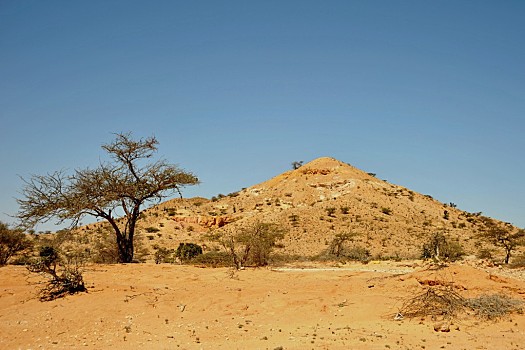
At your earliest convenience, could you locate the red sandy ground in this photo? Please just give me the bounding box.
[1,261,525,349]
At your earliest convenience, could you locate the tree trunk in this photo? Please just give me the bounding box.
[117,235,134,263]
[505,249,511,264]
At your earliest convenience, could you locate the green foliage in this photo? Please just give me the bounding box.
[328,232,358,257]
[326,207,336,217]
[192,251,232,267]
[175,243,203,262]
[154,247,175,264]
[381,207,392,215]
[421,232,464,262]
[478,218,525,264]
[0,222,32,265]
[340,206,350,215]
[345,246,371,263]
[291,161,304,170]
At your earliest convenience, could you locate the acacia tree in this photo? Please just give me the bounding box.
[17,133,199,263]
[479,218,525,264]
[0,221,32,265]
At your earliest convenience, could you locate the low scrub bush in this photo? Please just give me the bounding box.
[398,286,523,321]
[27,246,86,301]
[421,232,464,262]
[345,246,371,263]
[175,243,203,262]
[154,247,175,264]
[0,222,32,265]
[466,294,523,320]
[219,222,285,269]
[192,251,232,267]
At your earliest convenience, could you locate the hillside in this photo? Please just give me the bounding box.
[123,157,520,261]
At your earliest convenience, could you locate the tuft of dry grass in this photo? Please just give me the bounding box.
[466,294,523,320]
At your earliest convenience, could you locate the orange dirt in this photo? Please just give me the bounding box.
[1,262,525,349]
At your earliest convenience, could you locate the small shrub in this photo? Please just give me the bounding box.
[175,243,203,262]
[328,232,358,257]
[27,246,86,301]
[340,206,350,215]
[145,227,160,233]
[291,161,303,170]
[0,222,32,265]
[476,248,494,260]
[192,251,232,267]
[466,294,523,320]
[345,246,371,263]
[326,207,336,217]
[219,222,286,269]
[421,232,464,262]
[381,207,392,215]
[154,247,175,264]
[510,254,525,268]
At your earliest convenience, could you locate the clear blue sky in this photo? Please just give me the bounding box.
[1,1,524,231]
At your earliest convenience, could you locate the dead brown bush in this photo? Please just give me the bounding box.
[398,286,466,320]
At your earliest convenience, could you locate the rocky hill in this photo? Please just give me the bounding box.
[124,157,518,260]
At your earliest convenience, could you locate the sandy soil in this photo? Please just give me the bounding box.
[1,262,525,350]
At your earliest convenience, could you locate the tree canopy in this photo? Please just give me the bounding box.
[17,132,199,262]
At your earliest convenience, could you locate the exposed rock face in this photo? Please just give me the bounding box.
[172,215,234,228]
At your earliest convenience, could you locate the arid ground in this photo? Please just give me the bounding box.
[1,261,524,350]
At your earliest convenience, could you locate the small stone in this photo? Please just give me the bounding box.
[433,322,450,332]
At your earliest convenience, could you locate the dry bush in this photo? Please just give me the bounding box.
[466,294,523,320]
[154,247,175,264]
[218,222,285,269]
[421,232,464,262]
[0,222,32,265]
[398,285,523,322]
[398,286,466,320]
[192,251,232,267]
[28,246,86,301]
[509,253,525,269]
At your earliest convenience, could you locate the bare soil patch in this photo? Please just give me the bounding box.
[1,262,525,349]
